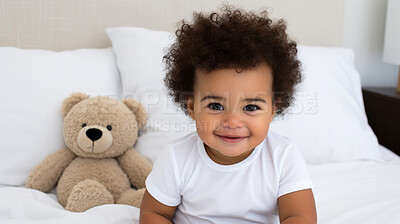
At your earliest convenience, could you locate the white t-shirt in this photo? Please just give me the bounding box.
[145,131,313,224]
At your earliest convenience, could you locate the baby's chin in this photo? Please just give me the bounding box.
[221,150,254,158]
[207,142,254,156]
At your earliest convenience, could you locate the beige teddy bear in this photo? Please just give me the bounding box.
[26,92,152,212]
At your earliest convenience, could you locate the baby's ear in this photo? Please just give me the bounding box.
[185,96,195,119]
[271,105,277,120]
[62,92,90,118]
[123,99,147,129]
[271,97,279,118]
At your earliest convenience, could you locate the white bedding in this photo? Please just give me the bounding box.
[0,187,141,224]
[1,147,399,224]
[309,147,400,223]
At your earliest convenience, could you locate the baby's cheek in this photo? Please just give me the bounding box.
[251,119,271,136]
[195,119,219,132]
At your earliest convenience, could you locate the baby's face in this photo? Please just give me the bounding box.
[187,63,276,165]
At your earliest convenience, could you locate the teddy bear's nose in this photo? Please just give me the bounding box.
[86,128,103,142]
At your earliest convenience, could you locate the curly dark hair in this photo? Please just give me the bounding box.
[163,4,302,116]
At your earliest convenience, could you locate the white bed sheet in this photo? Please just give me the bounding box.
[309,146,400,223]
[0,187,140,224]
[0,146,399,224]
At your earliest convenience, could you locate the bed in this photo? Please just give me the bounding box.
[1,0,400,223]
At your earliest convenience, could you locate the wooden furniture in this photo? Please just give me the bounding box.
[362,87,400,155]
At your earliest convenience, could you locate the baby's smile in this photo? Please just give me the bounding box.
[216,134,248,143]
[214,128,250,144]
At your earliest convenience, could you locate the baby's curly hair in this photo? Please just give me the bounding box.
[163,4,302,116]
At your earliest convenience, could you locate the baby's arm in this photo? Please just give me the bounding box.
[278,189,317,224]
[139,190,177,224]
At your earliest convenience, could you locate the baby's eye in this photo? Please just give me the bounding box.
[207,103,224,111]
[243,104,260,112]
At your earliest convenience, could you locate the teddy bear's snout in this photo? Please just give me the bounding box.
[77,125,113,154]
[86,128,103,142]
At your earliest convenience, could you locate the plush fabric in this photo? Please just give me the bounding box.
[25,93,152,212]
[0,47,122,186]
[107,26,382,164]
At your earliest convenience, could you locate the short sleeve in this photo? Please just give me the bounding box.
[145,145,181,206]
[278,142,313,198]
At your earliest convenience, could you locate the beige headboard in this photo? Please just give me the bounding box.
[0,0,344,51]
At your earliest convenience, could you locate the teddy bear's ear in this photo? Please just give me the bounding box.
[123,99,147,129]
[62,92,90,118]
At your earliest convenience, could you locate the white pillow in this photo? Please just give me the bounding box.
[0,47,121,186]
[270,46,382,164]
[107,27,195,163]
[107,27,382,164]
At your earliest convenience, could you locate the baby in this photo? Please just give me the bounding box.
[140,4,317,224]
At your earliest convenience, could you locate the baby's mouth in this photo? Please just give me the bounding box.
[216,134,248,143]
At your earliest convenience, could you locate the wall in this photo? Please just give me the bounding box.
[342,0,398,87]
[0,0,344,50]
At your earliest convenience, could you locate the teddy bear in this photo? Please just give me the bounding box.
[26,92,152,212]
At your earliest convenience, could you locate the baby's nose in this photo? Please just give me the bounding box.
[222,113,243,129]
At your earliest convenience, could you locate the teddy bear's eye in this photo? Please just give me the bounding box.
[82,123,87,128]
[107,125,112,131]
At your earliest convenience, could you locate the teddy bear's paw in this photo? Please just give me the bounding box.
[65,179,114,212]
[116,188,146,208]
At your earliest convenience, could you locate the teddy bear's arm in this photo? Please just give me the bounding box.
[26,148,75,192]
[118,149,152,189]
